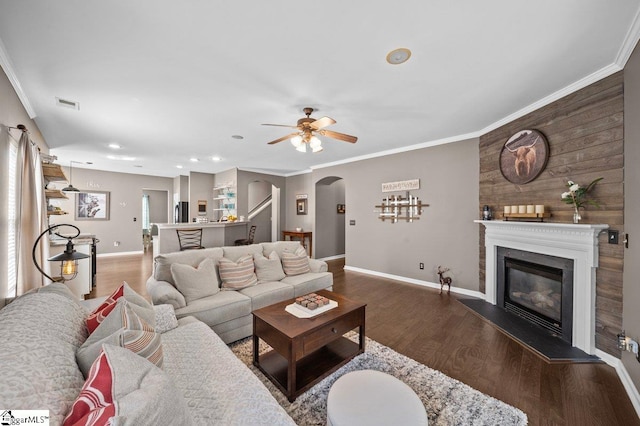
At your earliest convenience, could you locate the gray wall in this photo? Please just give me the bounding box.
[238,169,286,239]
[315,177,345,258]
[0,65,49,305]
[623,42,640,393]
[189,171,215,222]
[312,138,480,291]
[173,175,188,203]
[51,168,173,254]
[285,173,314,232]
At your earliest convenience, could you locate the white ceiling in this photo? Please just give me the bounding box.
[1,1,639,178]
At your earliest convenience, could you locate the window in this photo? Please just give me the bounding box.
[7,140,17,297]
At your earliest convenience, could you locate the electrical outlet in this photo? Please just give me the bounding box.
[114,241,120,247]
[419,262,424,270]
[608,230,619,244]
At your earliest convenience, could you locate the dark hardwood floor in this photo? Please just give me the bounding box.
[93,252,639,425]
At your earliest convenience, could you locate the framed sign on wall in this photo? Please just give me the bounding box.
[499,129,549,184]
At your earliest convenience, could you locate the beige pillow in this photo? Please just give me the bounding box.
[281,246,311,276]
[170,258,220,304]
[218,255,258,290]
[254,251,286,282]
[76,299,163,378]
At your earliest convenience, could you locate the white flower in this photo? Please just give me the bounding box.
[569,184,580,192]
[567,181,575,185]
[561,191,571,199]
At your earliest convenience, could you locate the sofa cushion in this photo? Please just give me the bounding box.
[0,291,88,425]
[153,304,179,333]
[154,247,224,285]
[254,251,286,282]
[281,246,311,276]
[281,272,334,296]
[240,281,294,310]
[174,291,252,326]
[222,244,264,262]
[218,255,258,290]
[77,299,163,378]
[86,281,155,333]
[170,258,220,304]
[65,344,191,426]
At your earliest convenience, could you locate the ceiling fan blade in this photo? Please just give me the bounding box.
[310,116,336,130]
[267,132,300,145]
[262,123,299,129]
[320,129,358,143]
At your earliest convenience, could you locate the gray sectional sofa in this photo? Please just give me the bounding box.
[146,241,333,343]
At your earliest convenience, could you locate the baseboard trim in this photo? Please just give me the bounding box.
[595,349,640,418]
[318,254,345,261]
[97,250,144,258]
[342,265,485,299]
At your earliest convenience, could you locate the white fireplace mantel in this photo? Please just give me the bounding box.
[476,220,609,354]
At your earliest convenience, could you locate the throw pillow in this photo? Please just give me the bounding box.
[152,304,179,333]
[77,299,162,378]
[281,246,311,276]
[86,281,155,333]
[218,255,258,290]
[170,258,219,304]
[64,344,190,426]
[253,251,286,282]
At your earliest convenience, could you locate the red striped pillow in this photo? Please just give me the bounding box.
[282,247,311,276]
[218,255,258,290]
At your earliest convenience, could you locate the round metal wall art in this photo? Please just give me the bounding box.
[499,129,549,184]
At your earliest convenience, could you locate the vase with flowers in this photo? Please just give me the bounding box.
[561,177,603,223]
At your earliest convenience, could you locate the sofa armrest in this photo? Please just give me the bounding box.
[308,258,328,273]
[146,277,187,309]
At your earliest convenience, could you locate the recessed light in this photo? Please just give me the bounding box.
[176,165,183,169]
[386,48,412,65]
[190,158,199,162]
[107,155,135,161]
[231,135,244,140]
[212,156,222,162]
[108,143,121,149]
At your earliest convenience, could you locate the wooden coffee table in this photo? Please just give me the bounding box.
[252,290,366,402]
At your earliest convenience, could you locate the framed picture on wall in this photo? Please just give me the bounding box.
[75,191,110,220]
[499,129,549,184]
[296,198,307,215]
[337,204,345,214]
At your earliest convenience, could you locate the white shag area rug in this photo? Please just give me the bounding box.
[229,334,528,425]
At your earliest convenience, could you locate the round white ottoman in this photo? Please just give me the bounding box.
[326,370,428,426]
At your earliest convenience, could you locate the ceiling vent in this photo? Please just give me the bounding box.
[55,97,80,110]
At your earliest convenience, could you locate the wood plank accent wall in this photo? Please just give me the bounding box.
[479,72,624,357]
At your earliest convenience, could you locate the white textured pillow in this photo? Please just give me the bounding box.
[153,304,179,333]
[254,251,286,283]
[170,258,220,304]
[218,255,258,290]
[282,246,311,276]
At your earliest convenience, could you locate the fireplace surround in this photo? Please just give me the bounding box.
[477,221,608,355]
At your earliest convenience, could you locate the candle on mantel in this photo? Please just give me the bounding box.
[511,205,518,214]
[518,205,526,214]
[504,206,511,214]
[535,205,545,214]
[526,205,535,214]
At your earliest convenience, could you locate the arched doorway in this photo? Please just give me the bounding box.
[314,176,345,259]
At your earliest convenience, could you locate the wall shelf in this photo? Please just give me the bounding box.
[45,189,68,199]
[42,163,68,182]
[375,191,426,223]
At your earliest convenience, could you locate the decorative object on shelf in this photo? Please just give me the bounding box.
[499,129,549,184]
[561,177,603,223]
[32,224,90,283]
[502,204,550,222]
[437,266,452,295]
[75,191,110,220]
[213,183,236,221]
[482,205,493,220]
[376,191,425,223]
[337,204,345,214]
[381,179,420,192]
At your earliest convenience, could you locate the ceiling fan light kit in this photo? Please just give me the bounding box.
[264,107,357,153]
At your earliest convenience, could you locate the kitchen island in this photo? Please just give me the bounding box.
[153,222,248,257]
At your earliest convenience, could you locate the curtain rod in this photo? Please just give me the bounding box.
[8,124,28,132]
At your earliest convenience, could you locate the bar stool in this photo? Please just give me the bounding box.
[176,228,204,250]
[234,225,256,246]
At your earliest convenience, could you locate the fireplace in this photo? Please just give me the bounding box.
[477,220,608,354]
[497,247,574,343]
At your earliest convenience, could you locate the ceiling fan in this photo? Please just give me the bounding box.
[262,107,357,153]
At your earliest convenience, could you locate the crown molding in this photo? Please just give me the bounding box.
[616,6,640,67]
[0,37,36,118]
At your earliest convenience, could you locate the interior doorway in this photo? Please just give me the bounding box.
[142,189,169,250]
[247,180,280,243]
[314,177,345,259]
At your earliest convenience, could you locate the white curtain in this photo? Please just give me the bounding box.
[14,130,47,294]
